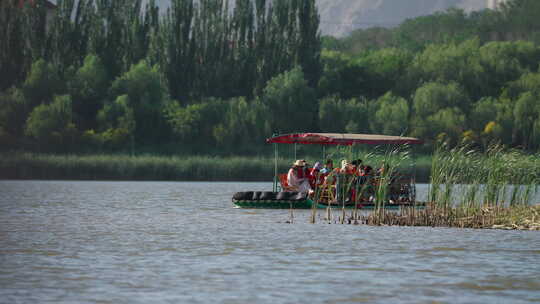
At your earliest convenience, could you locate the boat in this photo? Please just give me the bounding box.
[233,191,313,209]
[232,191,425,209]
[232,133,424,209]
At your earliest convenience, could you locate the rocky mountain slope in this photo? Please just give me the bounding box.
[317,0,487,36]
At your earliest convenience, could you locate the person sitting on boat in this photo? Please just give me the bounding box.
[357,165,374,202]
[349,159,363,202]
[300,159,311,177]
[377,162,389,176]
[356,159,364,174]
[320,159,333,175]
[350,159,362,176]
[359,165,373,184]
[287,160,312,194]
[335,159,354,203]
[308,162,323,189]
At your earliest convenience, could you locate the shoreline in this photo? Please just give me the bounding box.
[0,153,432,182]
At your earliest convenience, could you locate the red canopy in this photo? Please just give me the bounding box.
[266,133,422,145]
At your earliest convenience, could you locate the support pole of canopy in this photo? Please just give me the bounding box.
[322,145,326,161]
[294,143,297,160]
[411,145,417,203]
[274,141,278,192]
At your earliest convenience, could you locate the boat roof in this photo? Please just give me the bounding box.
[266,133,422,145]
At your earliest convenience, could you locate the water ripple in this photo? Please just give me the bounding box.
[1,181,539,304]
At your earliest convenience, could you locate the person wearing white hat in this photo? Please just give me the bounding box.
[336,159,353,203]
[287,160,312,194]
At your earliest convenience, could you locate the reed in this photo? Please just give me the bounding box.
[357,143,540,230]
[308,144,416,224]
[0,153,293,181]
[374,145,411,211]
[0,152,434,182]
[354,204,540,230]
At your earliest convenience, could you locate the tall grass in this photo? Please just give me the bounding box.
[358,143,540,229]
[0,152,433,182]
[308,144,415,224]
[429,143,540,209]
[0,153,293,181]
[308,143,539,229]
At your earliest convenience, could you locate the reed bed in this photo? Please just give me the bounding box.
[355,204,540,230]
[428,144,540,209]
[0,152,433,181]
[309,143,540,230]
[0,153,293,181]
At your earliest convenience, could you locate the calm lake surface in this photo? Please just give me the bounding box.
[1,181,539,304]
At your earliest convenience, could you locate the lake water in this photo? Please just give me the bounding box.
[1,181,539,304]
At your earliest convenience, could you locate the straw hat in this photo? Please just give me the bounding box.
[293,160,305,167]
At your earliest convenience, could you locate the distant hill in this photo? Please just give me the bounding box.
[317,0,488,36]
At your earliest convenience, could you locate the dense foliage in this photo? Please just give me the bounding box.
[1,0,540,155]
[0,0,320,154]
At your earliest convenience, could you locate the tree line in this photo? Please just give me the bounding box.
[1,0,539,155]
[0,0,320,153]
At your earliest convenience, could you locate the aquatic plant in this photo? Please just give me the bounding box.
[356,204,540,230]
[360,143,540,229]
[0,153,295,181]
[0,152,434,182]
[308,141,539,230]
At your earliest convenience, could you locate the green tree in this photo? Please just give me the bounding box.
[492,97,516,146]
[339,27,393,53]
[470,97,499,132]
[499,0,540,42]
[22,59,62,106]
[68,54,109,130]
[412,82,469,142]
[392,8,474,52]
[212,97,270,152]
[165,98,227,147]
[25,94,77,151]
[506,71,540,98]
[262,67,316,133]
[427,107,466,144]
[371,92,409,135]
[318,50,368,99]
[408,39,485,100]
[413,82,469,117]
[96,94,136,151]
[0,88,29,142]
[110,60,169,144]
[318,95,369,133]
[479,41,540,97]
[356,48,413,98]
[513,92,539,148]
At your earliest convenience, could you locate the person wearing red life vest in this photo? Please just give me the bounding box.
[308,162,323,189]
[287,160,311,193]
